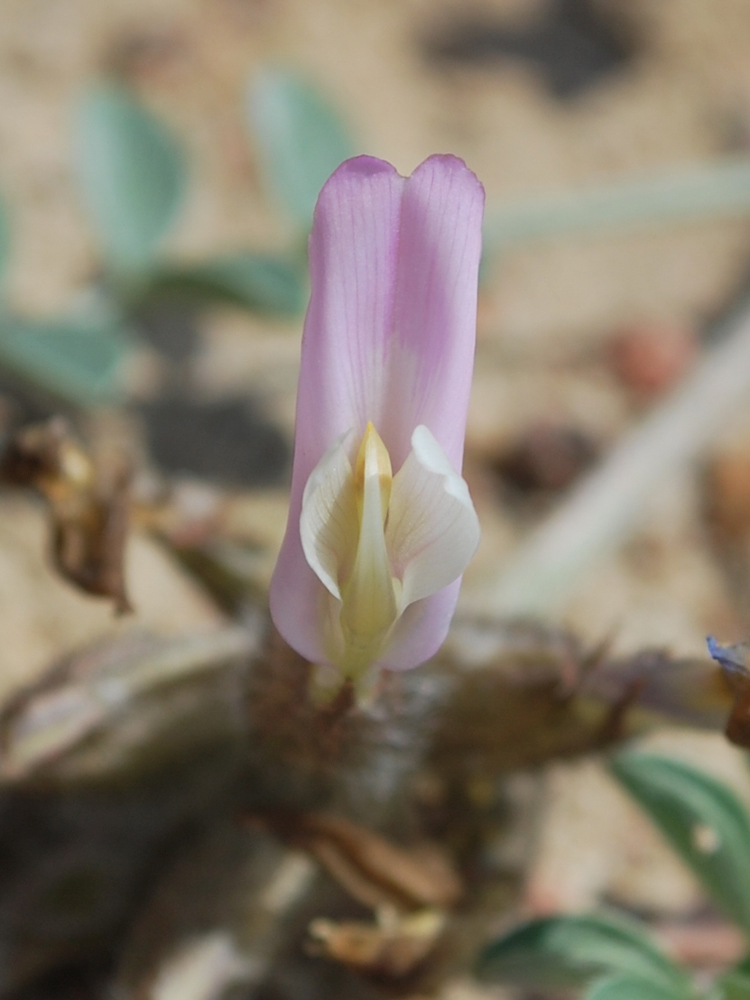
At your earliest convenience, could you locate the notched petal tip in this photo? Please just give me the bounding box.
[315,154,401,204]
[412,153,486,204]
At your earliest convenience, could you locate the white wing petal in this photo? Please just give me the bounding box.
[387,424,480,607]
[299,430,357,600]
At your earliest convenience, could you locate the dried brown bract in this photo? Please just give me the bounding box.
[263,811,462,913]
[308,909,446,978]
[0,417,132,612]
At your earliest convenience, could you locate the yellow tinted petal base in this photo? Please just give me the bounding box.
[299,422,479,702]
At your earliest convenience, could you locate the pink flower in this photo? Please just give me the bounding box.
[270,154,484,699]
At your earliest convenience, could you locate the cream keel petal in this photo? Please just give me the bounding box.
[387,425,480,607]
[339,429,399,675]
[299,430,358,600]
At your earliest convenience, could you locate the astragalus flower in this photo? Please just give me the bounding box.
[270,154,484,699]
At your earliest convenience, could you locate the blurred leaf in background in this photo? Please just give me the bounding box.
[610,752,750,934]
[475,912,689,994]
[583,973,690,1000]
[0,316,132,406]
[147,251,306,317]
[0,196,10,291]
[247,69,355,232]
[719,953,750,1000]
[75,86,186,275]
[0,197,134,406]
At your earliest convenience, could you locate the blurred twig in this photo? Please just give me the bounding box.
[484,155,750,253]
[469,290,750,616]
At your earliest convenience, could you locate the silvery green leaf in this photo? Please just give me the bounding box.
[475,913,688,993]
[146,252,305,316]
[0,315,133,404]
[0,194,10,290]
[76,86,185,272]
[610,751,750,932]
[247,70,354,231]
[719,953,750,1000]
[584,973,691,1000]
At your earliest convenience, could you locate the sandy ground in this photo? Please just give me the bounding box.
[3,3,750,996]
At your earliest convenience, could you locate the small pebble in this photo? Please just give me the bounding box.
[495,422,599,495]
[705,450,750,539]
[608,321,697,399]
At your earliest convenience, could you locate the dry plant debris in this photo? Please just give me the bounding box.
[308,908,447,978]
[0,417,132,613]
[261,812,462,913]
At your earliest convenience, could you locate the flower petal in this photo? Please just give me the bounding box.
[295,156,406,483]
[270,154,485,672]
[387,425,480,606]
[270,156,405,662]
[339,425,399,677]
[378,581,462,672]
[380,155,485,470]
[299,429,357,600]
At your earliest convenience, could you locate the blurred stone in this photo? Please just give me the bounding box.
[608,320,698,399]
[494,421,599,495]
[705,448,750,540]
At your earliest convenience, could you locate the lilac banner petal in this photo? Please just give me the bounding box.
[372,156,484,670]
[379,580,462,672]
[295,156,406,479]
[270,156,405,662]
[381,154,484,470]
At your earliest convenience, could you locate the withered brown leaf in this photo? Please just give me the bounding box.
[0,417,131,612]
[308,909,446,978]
[262,811,462,913]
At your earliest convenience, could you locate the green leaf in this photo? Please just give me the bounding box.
[584,974,690,1000]
[248,70,355,230]
[145,252,306,316]
[717,953,750,999]
[0,196,10,290]
[0,316,134,405]
[76,86,185,272]
[610,752,750,932]
[475,913,688,992]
